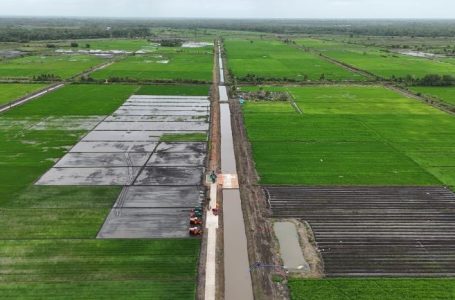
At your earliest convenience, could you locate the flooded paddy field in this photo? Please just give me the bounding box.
[36,94,210,238]
[0,54,105,80]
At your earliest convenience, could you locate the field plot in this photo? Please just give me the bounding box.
[0,83,47,106]
[0,239,200,300]
[298,38,455,79]
[267,186,455,276]
[73,39,153,51]
[0,54,105,79]
[91,46,213,82]
[136,84,210,96]
[289,278,455,300]
[242,85,455,188]
[224,39,364,81]
[410,86,455,106]
[0,84,202,298]
[37,94,210,238]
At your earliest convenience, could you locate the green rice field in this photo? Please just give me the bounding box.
[225,39,364,82]
[242,85,455,188]
[289,278,455,300]
[0,83,47,106]
[0,84,201,299]
[0,54,105,80]
[410,86,455,106]
[298,38,455,79]
[91,46,213,82]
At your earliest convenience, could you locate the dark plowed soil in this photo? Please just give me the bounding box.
[265,186,455,276]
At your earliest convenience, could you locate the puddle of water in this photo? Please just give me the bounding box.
[274,222,309,272]
[395,49,445,58]
[182,42,213,48]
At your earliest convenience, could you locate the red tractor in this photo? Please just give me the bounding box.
[190,217,203,225]
[189,227,202,236]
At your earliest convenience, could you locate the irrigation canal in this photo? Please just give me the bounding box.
[217,41,254,300]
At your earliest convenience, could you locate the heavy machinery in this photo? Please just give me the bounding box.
[189,226,202,236]
[190,210,203,218]
[190,217,203,225]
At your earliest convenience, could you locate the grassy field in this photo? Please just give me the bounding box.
[5,84,138,116]
[91,46,213,82]
[410,86,455,106]
[136,84,209,96]
[298,38,455,80]
[0,84,201,298]
[0,54,105,80]
[288,278,455,300]
[0,83,47,105]
[0,239,199,300]
[242,85,455,188]
[225,39,364,82]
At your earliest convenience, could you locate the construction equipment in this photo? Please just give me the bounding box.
[190,217,203,225]
[189,227,202,236]
[190,210,203,218]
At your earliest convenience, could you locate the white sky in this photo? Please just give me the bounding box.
[0,0,454,18]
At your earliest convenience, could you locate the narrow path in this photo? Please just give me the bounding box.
[217,41,254,300]
[0,59,115,114]
[0,83,64,114]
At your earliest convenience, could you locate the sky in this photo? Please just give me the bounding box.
[0,0,454,19]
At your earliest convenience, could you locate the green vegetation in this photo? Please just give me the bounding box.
[224,38,364,82]
[136,84,209,96]
[91,46,213,82]
[0,239,200,299]
[243,85,455,188]
[0,54,105,80]
[0,83,200,298]
[5,84,138,116]
[298,38,455,80]
[410,86,455,106]
[289,278,455,300]
[160,133,207,142]
[0,83,47,105]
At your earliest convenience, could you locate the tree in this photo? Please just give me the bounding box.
[70,42,79,47]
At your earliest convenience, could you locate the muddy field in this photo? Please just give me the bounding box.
[266,186,455,276]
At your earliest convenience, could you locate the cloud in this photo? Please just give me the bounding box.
[0,0,454,18]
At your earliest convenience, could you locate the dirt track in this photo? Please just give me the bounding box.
[230,97,289,299]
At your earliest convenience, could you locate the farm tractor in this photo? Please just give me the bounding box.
[189,206,204,236]
[189,226,202,236]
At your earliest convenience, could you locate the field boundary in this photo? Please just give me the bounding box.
[0,83,64,114]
